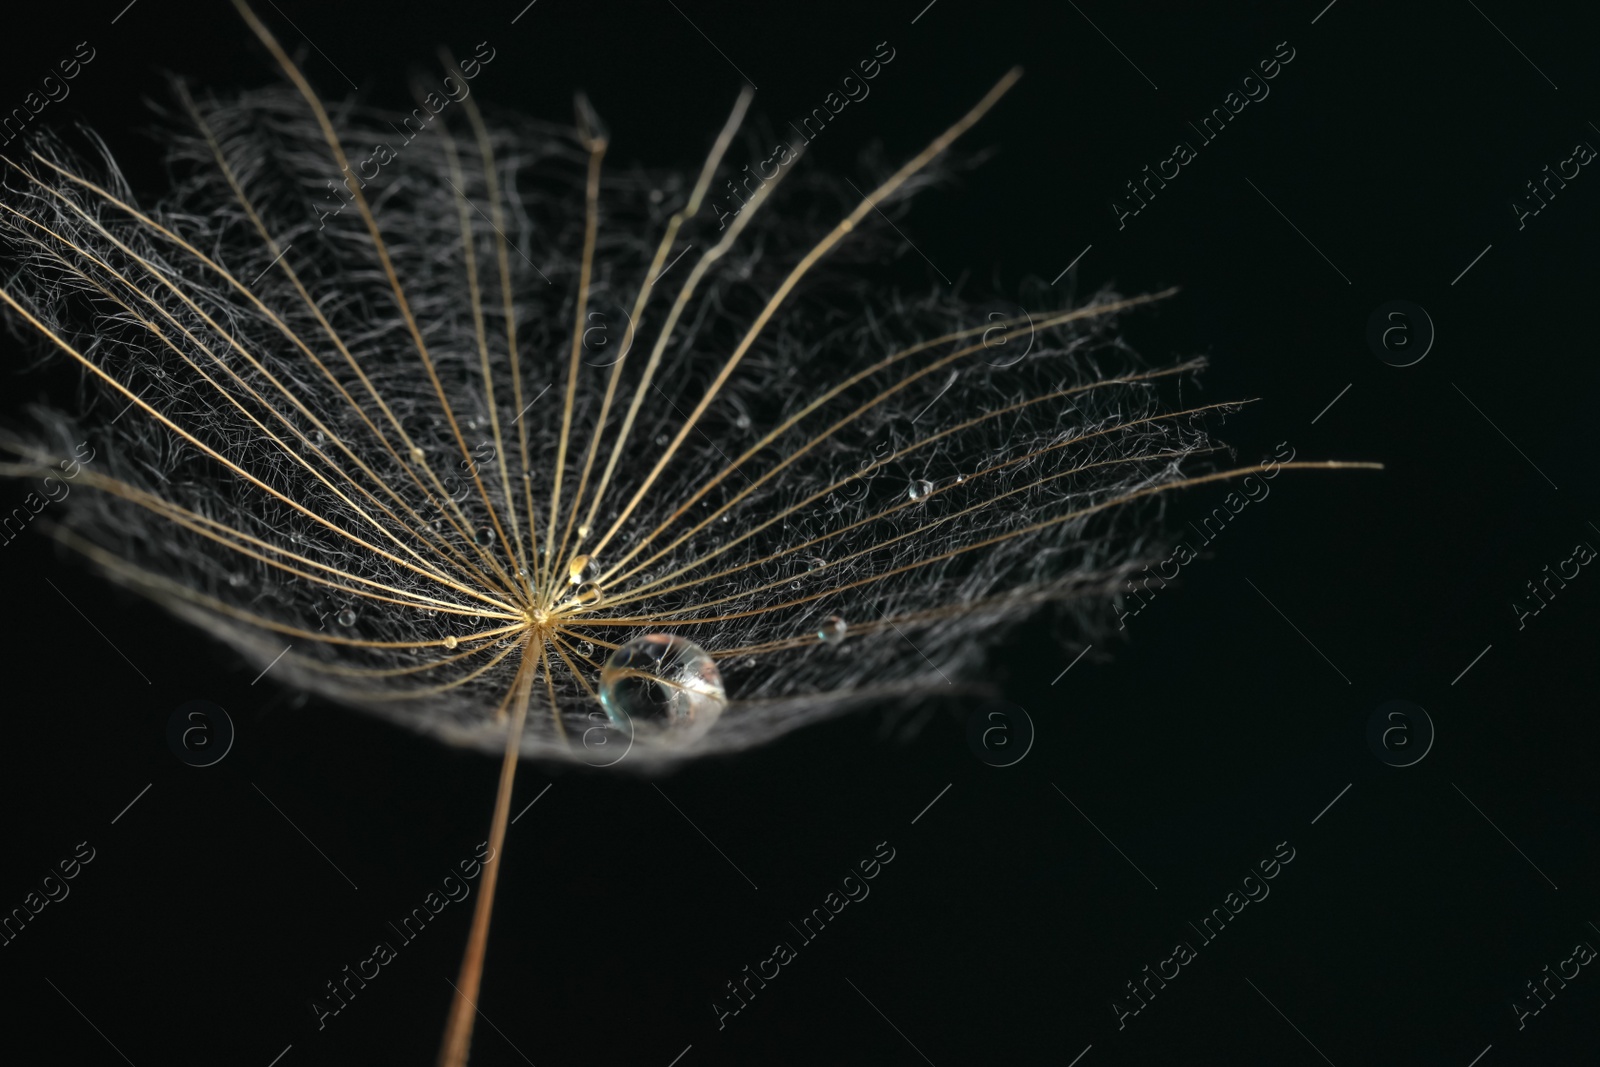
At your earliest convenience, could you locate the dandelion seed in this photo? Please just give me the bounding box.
[0,4,1383,1063]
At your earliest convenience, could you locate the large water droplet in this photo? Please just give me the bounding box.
[572,582,603,607]
[599,634,725,742]
[908,479,933,501]
[568,553,591,584]
[817,615,848,644]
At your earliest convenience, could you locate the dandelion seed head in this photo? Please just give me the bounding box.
[0,59,1242,770]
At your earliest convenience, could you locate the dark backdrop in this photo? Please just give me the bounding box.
[2,2,1596,1065]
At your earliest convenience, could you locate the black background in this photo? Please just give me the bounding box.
[2,1,1597,1065]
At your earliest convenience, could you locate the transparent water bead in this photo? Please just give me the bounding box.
[568,553,591,584]
[475,526,495,547]
[572,582,603,608]
[443,635,459,649]
[337,608,357,627]
[908,479,933,501]
[599,634,726,742]
[817,615,848,644]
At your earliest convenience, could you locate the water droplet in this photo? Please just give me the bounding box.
[475,526,495,546]
[577,524,591,540]
[409,446,425,463]
[578,640,596,657]
[309,429,325,447]
[443,635,460,649]
[804,556,826,572]
[655,433,669,446]
[600,634,726,741]
[337,608,356,627]
[227,572,246,588]
[817,615,848,644]
[734,412,751,430]
[572,582,603,607]
[568,553,591,584]
[908,479,933,501]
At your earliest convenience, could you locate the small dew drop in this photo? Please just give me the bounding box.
[573,582,603,607]
[804,556,827,572]
[409,446,425,463]
[734,412,751,430]
[577,524,591,540]
[475,526,495,546]
[443,635,460,649]
[309,429,325,446]
[817,615,848,644]
[337,608,357,627]
[227,572,246,588]
[654,433,669,446]
[908,479,933,501]
[568,553,591,584]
